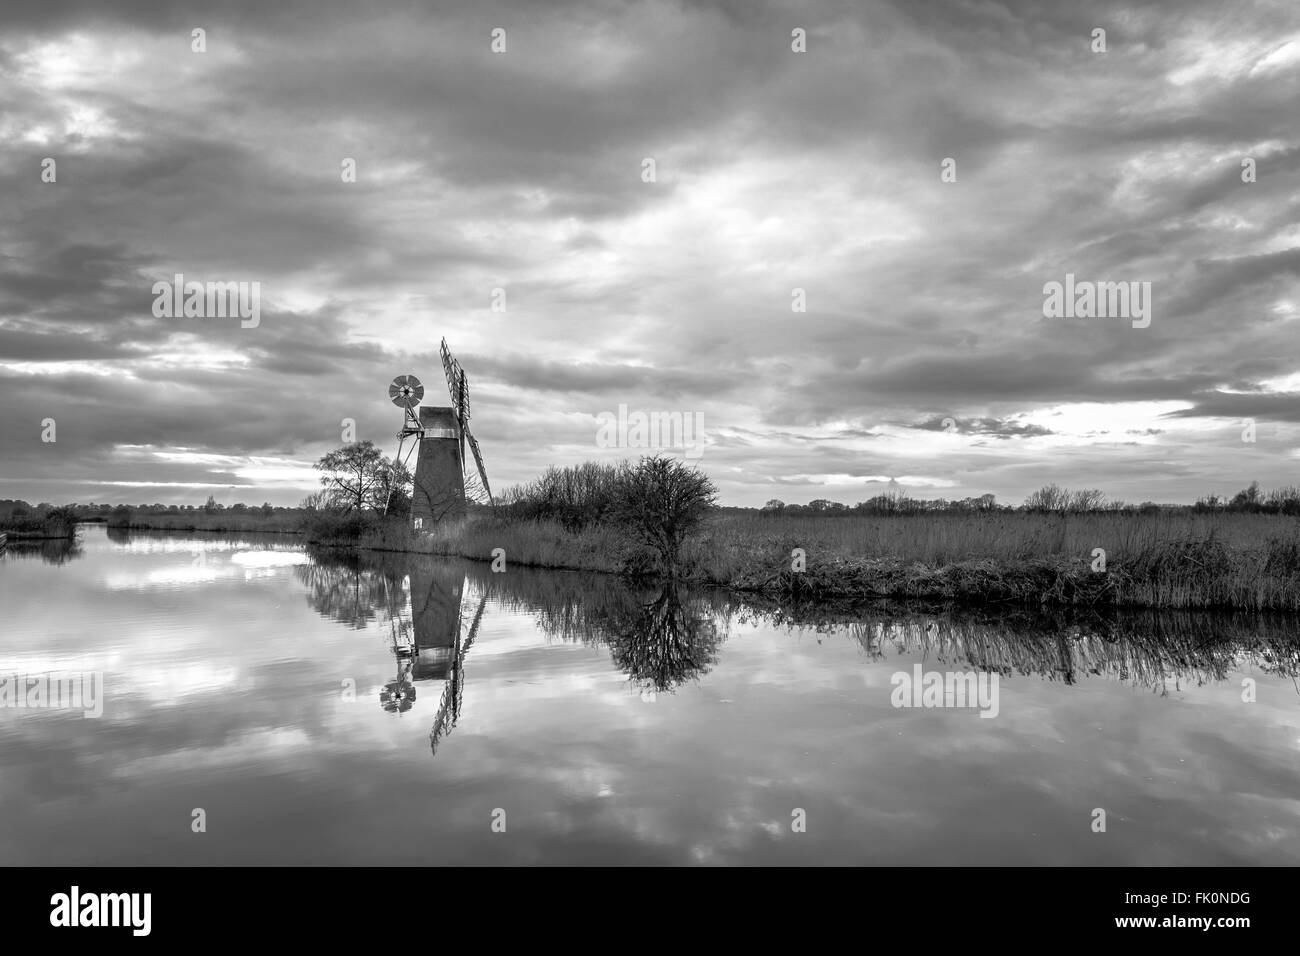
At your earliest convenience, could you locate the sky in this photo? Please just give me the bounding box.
[1,0,1298,508]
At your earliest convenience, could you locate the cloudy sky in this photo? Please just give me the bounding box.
[2,0,1298,508]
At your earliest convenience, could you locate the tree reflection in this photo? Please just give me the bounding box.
[296,550,406,629]
[105,526,134,545]
[739,597,1300,691]
[600,585,722,693]
[482,566,730,693]
[2,537,84,565]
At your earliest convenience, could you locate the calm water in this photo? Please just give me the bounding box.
[1,524,1298,865]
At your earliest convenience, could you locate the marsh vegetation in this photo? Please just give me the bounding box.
[13,475,1300,611]
[298,470,1300,611]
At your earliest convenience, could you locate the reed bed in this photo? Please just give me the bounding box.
[699,512,1300,610]
[0,507,78,540]
[303,509,1300,611]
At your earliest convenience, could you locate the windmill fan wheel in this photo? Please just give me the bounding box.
[389,374,424,408]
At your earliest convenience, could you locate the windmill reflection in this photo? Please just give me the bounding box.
[379,563,489,758]
[380,611,417,714]
[428,584,487,757]
[298,552,488,757]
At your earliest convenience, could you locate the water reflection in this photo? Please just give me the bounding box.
[1,536,83,565]
[6,526,1300,865]
[550,582,724,694]
[301,547,1300,767]
[297,552,406,629]
[470,564,732,693]
[301,550,730,759]
[426,585,487,756]
[298,552,491,754]
[743,599,1300,692]
[105,525,133,545]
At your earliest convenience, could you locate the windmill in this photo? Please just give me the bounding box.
[387,338,493,530]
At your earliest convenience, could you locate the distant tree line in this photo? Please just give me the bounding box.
[1193,482,1300,516]
[759,490,1001,516]
[756,482,1300,516]
[1,499,291,520]
[7,477,1298,531]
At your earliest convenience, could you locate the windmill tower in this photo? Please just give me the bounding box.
[386,338,493,530]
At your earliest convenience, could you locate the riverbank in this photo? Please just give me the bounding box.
[106,513,305,534]
[307,514,628,573]
[303,510,1300,612]
[0,512,78,540]
[0,529,76,540]
[725,552,1299,610]
[712,512,1300,610]
[111,518,307,534]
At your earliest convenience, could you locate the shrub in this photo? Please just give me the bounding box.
[611,456,718,576]
[500,461,625,531]
[300,509,384,542]
[39,506,79,538]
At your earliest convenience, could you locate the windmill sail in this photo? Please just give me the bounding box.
[440,337,471,464]
[408,337,494,523]
[456,371,468,463]
[465,428,492,504]
[439,339,464,418]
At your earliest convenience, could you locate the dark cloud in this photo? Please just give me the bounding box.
[0,0,1297,505]
[912,415,1055,439]
[1165,390,1300,423]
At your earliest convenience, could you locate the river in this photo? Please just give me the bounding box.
[1,524,1297,864]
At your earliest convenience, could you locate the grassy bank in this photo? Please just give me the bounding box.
[305,511,628,573]
[303,509,1300,612]
[698,511,1300,611]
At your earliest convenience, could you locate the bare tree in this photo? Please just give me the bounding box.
[613,455,717,576]
[315,441,387,512]
[1023,483,1070,513]
[1069,488,1106,512]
